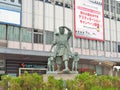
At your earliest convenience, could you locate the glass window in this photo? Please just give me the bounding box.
[78,39,82,48]
[81,39,84,48]
[55,0,63,6]
[98,41,104,51]
[104,4,109,11]
[117,8,120,14]
[113,42,117,52]
[101,42,103,51]
[75,38,78,48]
[117,3,120,14]
[105,41,111,52]
[118,44,120,53]
[21,28,32,43]
[82,39,89,49]
[7,26,20,41]
[104,0,109,11]
[111,6,115,13]
[90,40,97,50]
[65,0,72,8]
[10,0,15,2]
[85,39,89,49]
[45,31,54,44]
[8,26,14,41]
[111,0,115,13]
[34,30,43,44]
[18,0,21,4]
[104,0,109,3]
[13,27,20,41]
[0,24,6,40]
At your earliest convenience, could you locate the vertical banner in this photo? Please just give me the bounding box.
[74,0,104,41]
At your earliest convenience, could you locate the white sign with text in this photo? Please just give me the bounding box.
[74,0,104,41]
[0,9,21,25]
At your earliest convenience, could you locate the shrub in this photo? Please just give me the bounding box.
[0,75,11,90]
[0,72,120,90]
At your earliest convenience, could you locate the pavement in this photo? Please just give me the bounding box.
[0,87,2,90]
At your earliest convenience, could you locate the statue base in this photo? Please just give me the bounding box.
[44,73,78,81]
[62,69,71,74]
[71,71,78,74]
[46,70,78,74]
[46,71,58,74]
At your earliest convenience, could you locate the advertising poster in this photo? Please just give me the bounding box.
[74,0,104,41]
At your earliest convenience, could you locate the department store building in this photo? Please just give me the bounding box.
[0,0,120,76]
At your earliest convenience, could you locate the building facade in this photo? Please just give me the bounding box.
[0,0,120,76]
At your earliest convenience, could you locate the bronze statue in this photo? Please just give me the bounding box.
[72,52,79,71]
[50,26,72,72]
[47,56,54,72]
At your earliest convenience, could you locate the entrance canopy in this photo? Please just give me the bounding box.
[90,60,116,67]
[113,66,120,71]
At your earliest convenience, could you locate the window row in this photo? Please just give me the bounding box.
[75,39,104,51]
[38,0,120,11]
[104,0,120,14]
[0,24,54,44]
[38,0,72,8]
[0,0,21,4]
[0,24,119,53]
[74,39,119,52]
[104,12,120,21]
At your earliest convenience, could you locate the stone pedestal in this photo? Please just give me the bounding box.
[46,70,78,74]
[43,73,78,82]
[70,71,78,74]
[45,70,79,81]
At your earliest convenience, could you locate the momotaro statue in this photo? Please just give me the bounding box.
[47,57,54,72]
[50,26,72,71]
[72,52,79,71]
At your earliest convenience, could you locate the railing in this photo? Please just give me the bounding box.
[19,68,47,76]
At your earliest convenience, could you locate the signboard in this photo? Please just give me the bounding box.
[0,8,21,25]
[20,63,47,68]
[74,0,104,41]
[8,73,17,77]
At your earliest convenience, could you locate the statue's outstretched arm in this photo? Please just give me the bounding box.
[50,42,56,52]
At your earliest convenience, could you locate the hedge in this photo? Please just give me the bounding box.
[0,72,120,90]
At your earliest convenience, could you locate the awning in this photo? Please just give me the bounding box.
[113,66,120,71]
[90,60,116,67]
[102,61,116,67]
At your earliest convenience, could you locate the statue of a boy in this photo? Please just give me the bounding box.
[50,26,72,71]
[47,56,54,72]
[72,52,79,71]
